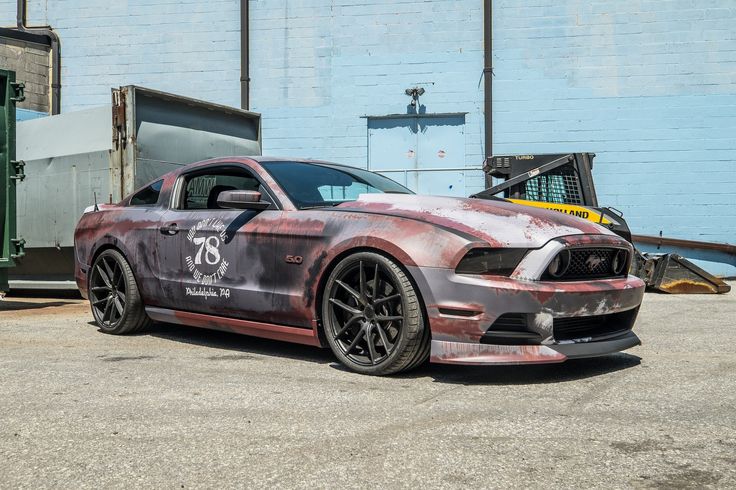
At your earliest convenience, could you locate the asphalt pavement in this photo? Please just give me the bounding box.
[0,287,734,488]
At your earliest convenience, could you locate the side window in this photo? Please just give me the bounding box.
[130,179,163,206]
[181,169,270,210]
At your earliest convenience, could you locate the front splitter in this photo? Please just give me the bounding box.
[430,331,641,366]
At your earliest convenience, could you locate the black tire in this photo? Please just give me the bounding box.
[88,249,151,335]
[322,252,429,375]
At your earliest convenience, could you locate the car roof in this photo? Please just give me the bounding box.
[244,156,361,170]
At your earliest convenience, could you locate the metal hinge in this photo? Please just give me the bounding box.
[10,238,26,260]
[112,89,127,150]
[10,82,25,102]
[10,160,25,181]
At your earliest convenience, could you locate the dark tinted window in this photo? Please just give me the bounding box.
[261,161,412,209]
[129,179,163,206]
[181,169,270,210]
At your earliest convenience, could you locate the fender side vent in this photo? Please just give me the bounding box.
[438,308,481,317]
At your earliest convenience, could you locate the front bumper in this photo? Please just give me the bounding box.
[408,265,646,365]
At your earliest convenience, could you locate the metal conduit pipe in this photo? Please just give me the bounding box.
[483,0,492,161]
[240,0,250,110]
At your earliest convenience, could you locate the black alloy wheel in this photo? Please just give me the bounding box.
[322,252,429,375]
[89,249,150,334]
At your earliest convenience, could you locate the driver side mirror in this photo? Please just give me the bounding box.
[217,190,270,210]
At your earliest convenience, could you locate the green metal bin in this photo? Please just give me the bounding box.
[1,69,25,292]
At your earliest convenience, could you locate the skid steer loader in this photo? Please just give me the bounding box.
[472,153,731,294]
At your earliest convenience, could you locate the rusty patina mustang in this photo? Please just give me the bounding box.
[74,157,645,375]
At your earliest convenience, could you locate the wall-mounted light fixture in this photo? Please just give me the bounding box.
[405,87,425,108]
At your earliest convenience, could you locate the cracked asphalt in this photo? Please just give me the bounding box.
[1,287,735,489]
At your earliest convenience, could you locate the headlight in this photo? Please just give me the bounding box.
[455,248,528,276]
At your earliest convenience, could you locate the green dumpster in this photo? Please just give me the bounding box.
[1,69,25,293]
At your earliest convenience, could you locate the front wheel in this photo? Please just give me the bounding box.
[88,249,150,335]
[322,252,429,375]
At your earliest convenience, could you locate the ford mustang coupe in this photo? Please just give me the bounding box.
[74,157,645,375]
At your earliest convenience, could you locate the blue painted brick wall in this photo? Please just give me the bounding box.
[248,0,485,176]
[492,0,736,254]
[2,0,735,274]
[1,0,242,110]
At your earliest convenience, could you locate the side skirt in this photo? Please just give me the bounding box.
[145,307,322,347]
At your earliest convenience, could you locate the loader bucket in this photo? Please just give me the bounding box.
[644,253,731,294]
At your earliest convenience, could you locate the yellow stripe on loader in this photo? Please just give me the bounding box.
[508,199,612,225]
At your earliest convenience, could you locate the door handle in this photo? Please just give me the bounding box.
[160,223,180,235]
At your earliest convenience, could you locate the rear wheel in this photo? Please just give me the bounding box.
[322,252,429,375]
[89,249,150,335]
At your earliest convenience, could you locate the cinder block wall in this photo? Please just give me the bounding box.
[492,0,736,250]
[0,37,50,113]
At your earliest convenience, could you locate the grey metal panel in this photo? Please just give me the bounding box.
[16,150,113,248]
[16,107,115,250]
[133,121,261,189]
[121,85,262,195]
[16,106,112,160]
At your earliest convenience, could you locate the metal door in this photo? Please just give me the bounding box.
[367,114,468,196]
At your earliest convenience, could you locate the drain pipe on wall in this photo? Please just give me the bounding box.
[240,0,250,110]
[12,0,61,114]
[483,0,492,161]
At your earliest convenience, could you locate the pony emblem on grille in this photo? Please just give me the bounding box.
[585,254,603,271]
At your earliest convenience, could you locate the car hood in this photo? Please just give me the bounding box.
[336,194,616,248]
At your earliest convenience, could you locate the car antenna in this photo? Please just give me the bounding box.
[94,191,99,212]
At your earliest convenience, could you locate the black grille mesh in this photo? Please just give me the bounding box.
[567,248,616,278]
[545,248,627,280]
[553,308,639,341]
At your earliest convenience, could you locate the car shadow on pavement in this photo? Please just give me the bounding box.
[411,353,642,385]
[0,299,75,311]
[145,322,335,365]
[136,321,641,384]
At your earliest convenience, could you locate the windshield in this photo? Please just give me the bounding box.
[261,161,413,209]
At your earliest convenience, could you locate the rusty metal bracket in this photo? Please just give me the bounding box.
[10,160,25,181]
[10,81,25,102]
[112,89,127,150]
[10,238,26,260]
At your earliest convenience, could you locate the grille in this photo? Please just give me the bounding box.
[545,247,628,281]
[553,308,638,341]
[568,248,616,278]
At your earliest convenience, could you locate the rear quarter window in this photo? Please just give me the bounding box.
[129,179,163,206]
